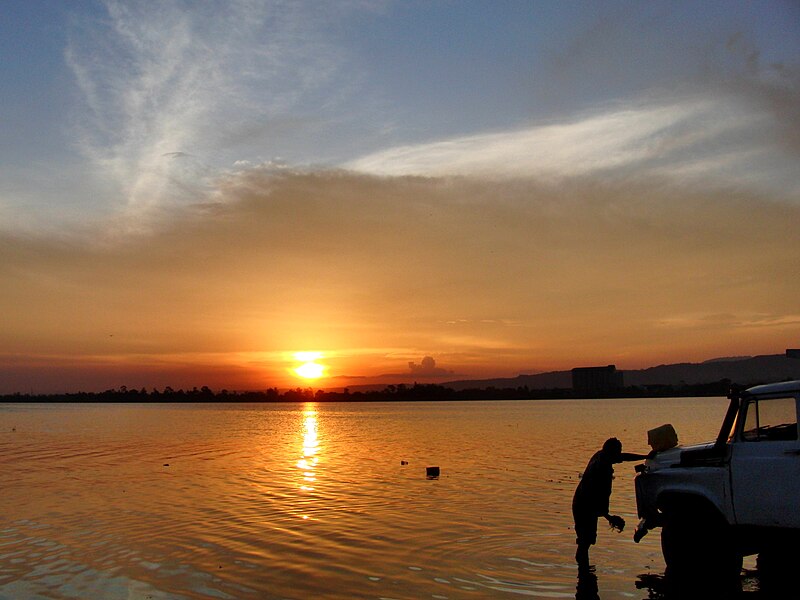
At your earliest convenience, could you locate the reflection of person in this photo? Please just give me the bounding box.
[572,438,647,567]
[575,566,600,600]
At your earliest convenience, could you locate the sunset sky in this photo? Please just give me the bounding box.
[2,1,799,393]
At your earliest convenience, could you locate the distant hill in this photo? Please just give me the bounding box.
[701,356,753,363]
[624,354,800,387]
[442,371,572,391]
[440,354,800,391]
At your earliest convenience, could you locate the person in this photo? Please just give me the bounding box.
[572,437,648,568]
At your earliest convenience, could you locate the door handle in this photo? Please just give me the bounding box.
[784,449,800,455]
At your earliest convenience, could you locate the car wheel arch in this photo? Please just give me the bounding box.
[656,491,729,526]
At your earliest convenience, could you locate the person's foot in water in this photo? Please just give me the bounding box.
[575,544,590,568]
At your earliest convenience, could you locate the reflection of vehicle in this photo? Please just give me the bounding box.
[634,380,800,577]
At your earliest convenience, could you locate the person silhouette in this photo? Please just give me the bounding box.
[572,437,647,568]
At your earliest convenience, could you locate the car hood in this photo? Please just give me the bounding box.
[646,441,716,470]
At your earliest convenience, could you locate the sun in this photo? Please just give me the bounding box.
[295,361,325,380]
[293,352,327,381]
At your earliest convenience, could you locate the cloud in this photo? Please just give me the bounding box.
[64,1,359,224]
[408,356,453,376]
[345,22,800,198]
[346,93,798,198]
[20,1,791,240]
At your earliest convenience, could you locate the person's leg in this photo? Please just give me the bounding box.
[575,542,590,566]
[573,508,598,567]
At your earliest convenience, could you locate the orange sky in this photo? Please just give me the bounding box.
[2,3,799,394]
[2,171,798,393]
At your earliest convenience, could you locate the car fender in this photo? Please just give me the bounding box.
[636,465,733,525]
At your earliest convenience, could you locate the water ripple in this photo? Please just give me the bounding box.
[0,399,734,599]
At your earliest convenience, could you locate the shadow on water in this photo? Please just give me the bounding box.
[634,566,796,600]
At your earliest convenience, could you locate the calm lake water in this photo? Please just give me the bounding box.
[0,398,767,599]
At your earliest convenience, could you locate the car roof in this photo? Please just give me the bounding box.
[745,380,800,396]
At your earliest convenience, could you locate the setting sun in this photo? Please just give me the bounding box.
[295,361,325,380]
[293,352,327,380]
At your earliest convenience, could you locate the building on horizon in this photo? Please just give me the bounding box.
[571,365,624,392]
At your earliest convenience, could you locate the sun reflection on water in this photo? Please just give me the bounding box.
[297,405,319,495]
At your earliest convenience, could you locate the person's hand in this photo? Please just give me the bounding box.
[607,515,625,532]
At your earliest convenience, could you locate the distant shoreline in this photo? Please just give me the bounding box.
[0,379,741,403]
[5,353,797,402]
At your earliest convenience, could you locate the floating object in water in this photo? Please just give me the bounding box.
[401,460,408,465]
[426,466,440,478]
[163,463,170,467]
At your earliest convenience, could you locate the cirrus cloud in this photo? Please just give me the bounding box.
[347,92,799,199]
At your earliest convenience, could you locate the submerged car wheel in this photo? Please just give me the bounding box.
[757,544,798,591]
[660,501,742,581]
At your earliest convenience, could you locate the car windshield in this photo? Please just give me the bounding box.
[741,396,798,442]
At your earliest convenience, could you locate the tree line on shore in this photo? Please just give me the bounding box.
[2,379,737,402]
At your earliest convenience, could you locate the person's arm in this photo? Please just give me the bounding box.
[619,452,648,462]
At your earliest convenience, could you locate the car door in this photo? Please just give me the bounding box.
[729,393,800,528]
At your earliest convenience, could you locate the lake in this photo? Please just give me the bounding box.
[0,398,767,599]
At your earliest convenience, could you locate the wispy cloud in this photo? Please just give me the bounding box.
[52,2,800,237]
[346,93,799,198]
[65,1,357,225]
[657,313,800,330]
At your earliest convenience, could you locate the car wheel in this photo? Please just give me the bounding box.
[757,545,797,592]
[660,503,742,581]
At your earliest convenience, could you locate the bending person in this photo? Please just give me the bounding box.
[572,437,647,568]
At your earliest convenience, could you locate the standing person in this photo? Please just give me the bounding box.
[572,437,648,568]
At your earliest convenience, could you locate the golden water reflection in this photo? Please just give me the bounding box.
[296,404,319,494]
[0,398,739,600]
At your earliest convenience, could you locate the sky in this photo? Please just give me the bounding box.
[1,0,799,393]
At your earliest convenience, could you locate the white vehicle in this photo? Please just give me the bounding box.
[634,380,800,577]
